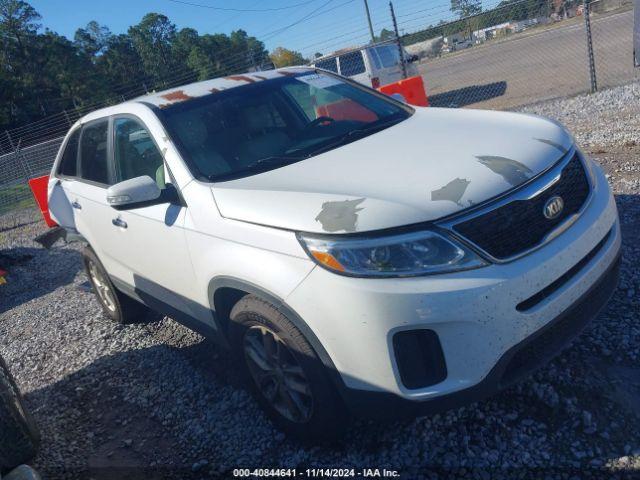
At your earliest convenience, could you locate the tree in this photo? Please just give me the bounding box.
[0,0,40,55]
[74,21,111,58]
[450,0,482,18]
[376,28,395,42]
[0,0,288,134]
[450,0,481,38]
[128,13,178,83]
[270,47,306,68]
[97,34,148,96]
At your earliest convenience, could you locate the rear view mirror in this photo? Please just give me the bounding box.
[107,175,161,209]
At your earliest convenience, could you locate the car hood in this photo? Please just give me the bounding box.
[211,108,573,234]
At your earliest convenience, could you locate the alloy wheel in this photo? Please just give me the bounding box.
[243,325,313,423]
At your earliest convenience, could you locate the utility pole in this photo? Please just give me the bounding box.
[390,1,407,79]
[363,0,375,43]
[583,0,598,92]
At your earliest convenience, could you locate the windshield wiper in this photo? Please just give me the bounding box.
[294,117,404,158]
[244,155,305,169]
[206,155,305,181]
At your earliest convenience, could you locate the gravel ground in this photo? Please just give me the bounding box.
[1,83,640,479]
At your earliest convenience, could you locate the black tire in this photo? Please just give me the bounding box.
[0,355,40,473]
[230,295,347,441]
[82,246,150,324]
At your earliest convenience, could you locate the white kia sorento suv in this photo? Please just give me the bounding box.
[48,68,621,439]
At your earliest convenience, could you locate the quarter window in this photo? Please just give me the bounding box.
[114,117,165,188]
[79,120,110,185]
[338,51,366,76]
[58,129,80,177]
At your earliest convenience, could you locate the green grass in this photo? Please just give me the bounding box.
[0,183,36,216]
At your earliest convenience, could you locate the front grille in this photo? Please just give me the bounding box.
[453,153,590,260]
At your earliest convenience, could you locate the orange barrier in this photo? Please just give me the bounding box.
[316,99,379,123]
[28,175,57,227]
[377,76,429,107]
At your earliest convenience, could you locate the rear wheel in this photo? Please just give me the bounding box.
[82,246,150,324]
[0,355,40,473]
[230,295,347,440]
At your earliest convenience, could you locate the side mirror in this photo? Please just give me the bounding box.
[390,93,407,104]
[107,175,161,209]
[406,54,419,63]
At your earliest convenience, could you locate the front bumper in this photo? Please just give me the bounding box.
[285,161,620,416]
[336,252,620,419]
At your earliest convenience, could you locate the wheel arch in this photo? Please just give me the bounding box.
[208,276,342,387]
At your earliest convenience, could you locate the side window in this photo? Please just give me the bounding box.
[79,120,110,185]
[114,117,166,188]
[368,48,382,70]
[375,46,400,68]
[58,129,80,177]
[315,57,338,73]
[338,51,366,76]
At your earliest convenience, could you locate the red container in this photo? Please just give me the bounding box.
[378,76,429,107]
[28,175,57,227]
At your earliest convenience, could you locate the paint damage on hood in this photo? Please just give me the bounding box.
[211,108,574,234]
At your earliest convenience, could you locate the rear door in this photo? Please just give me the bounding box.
[48,127,81,232]
[49,118,114,253]
[337,50,370,86]
[69,119,120,269]
[372,44,404,86]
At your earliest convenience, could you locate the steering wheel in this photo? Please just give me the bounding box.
[305,116,335,129]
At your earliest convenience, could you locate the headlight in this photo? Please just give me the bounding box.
[297,229,487,277]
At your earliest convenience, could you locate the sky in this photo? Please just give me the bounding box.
[28,0,470,57]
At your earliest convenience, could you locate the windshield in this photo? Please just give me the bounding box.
[157,71,412,181]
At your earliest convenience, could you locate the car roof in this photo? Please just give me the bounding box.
[77,66,313,124]
[312,41,396,63]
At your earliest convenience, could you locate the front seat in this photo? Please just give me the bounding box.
[173,114,231,178]
[235,106,290,167]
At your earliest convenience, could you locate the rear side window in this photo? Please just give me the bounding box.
[58,129,80,177]
[338,51,366,76]
[315,57,338,73]
[79,120,110,185]
[114,117,165,188]
[374,45,400,68]
[368,48,382,69]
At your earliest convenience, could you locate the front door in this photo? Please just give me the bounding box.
[98,115,205,323]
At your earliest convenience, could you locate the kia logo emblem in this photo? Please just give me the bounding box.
[543,196,564,219]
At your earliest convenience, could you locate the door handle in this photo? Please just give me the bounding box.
[112,218,127,229]
[71,200,82,210]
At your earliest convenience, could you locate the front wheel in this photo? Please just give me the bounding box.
[230,295,347,440]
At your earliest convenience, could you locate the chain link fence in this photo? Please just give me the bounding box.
[414,0,637,109]
[0,0,637,217]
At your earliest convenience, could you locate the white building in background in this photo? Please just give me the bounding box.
[472,18,540,42]
[472,22,512,42]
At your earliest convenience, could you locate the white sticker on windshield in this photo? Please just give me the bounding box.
[296,74,343,89]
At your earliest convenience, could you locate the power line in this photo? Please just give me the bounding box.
[167,0,321,12]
